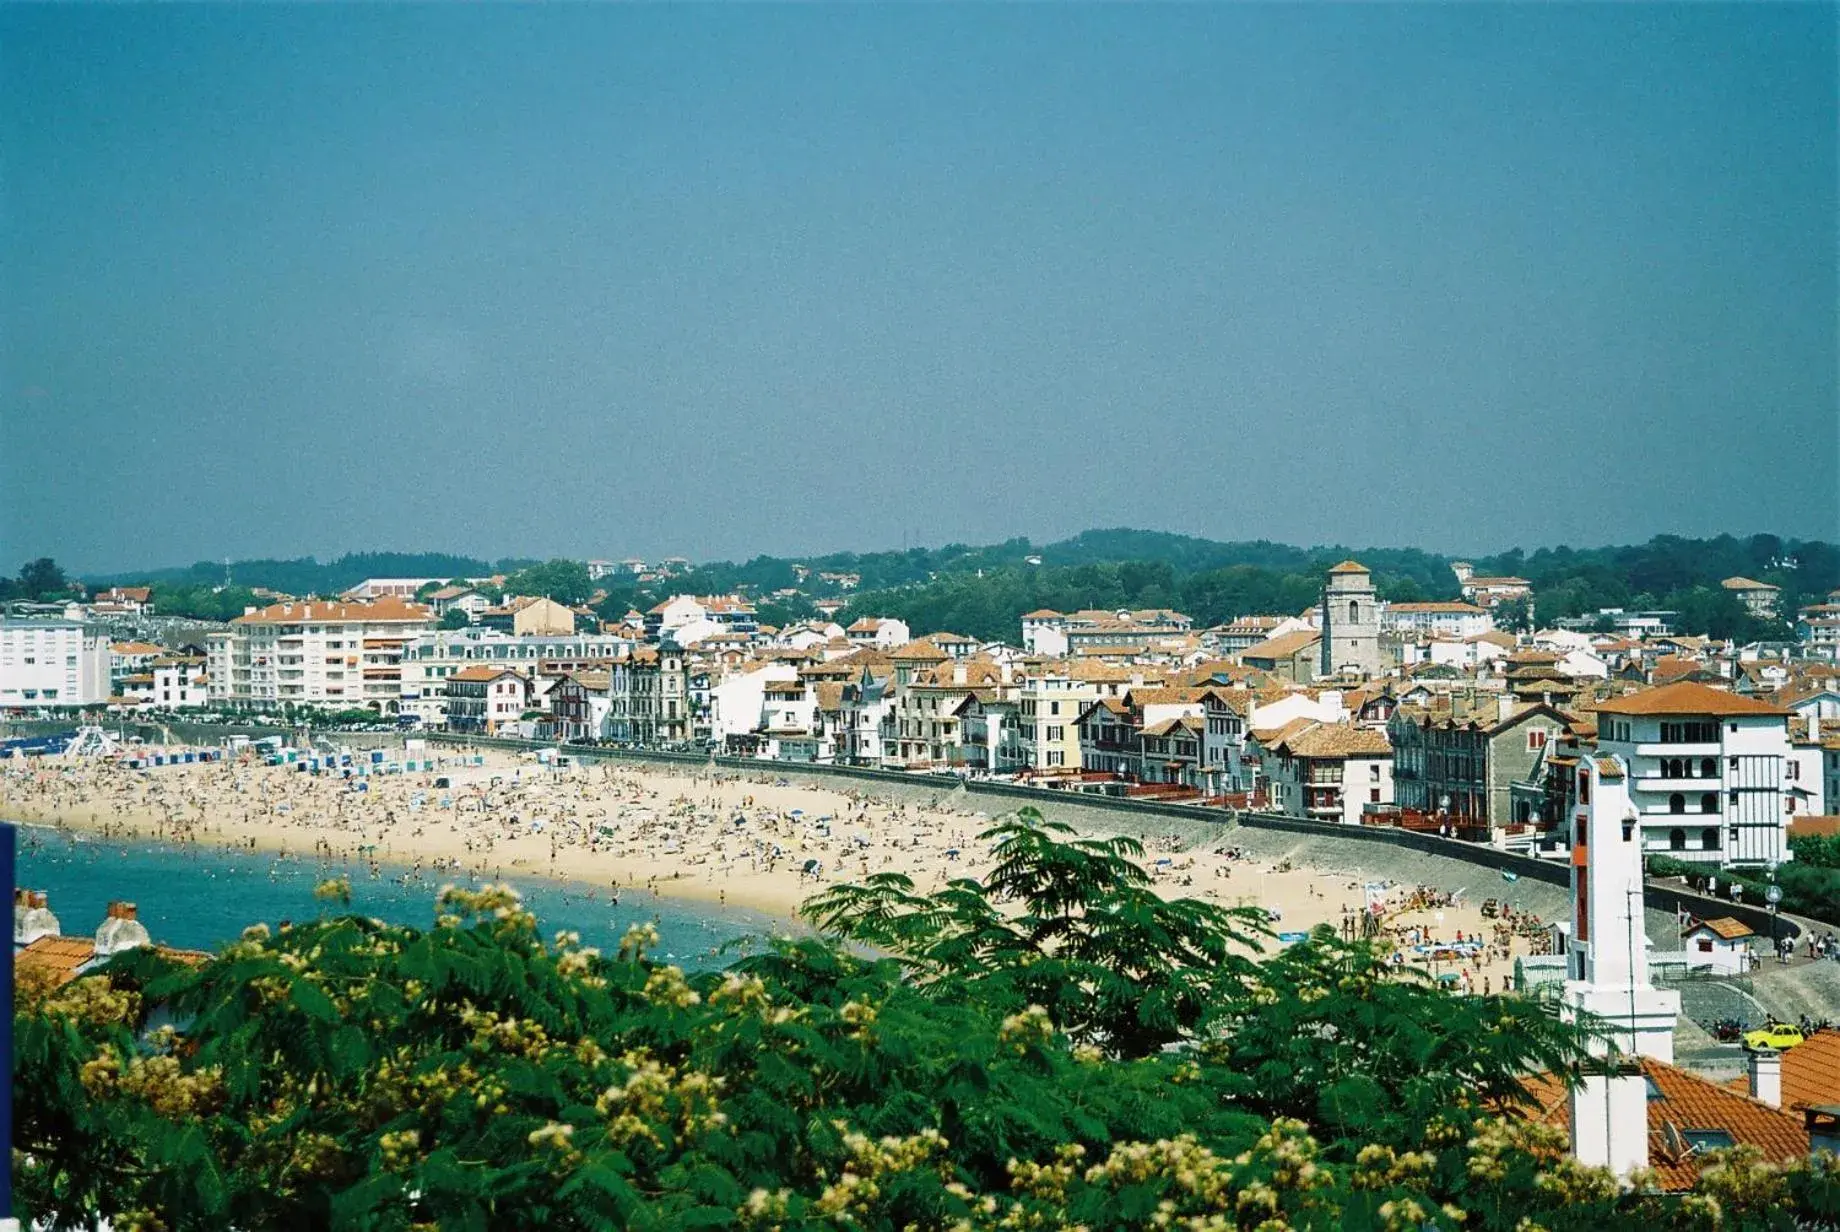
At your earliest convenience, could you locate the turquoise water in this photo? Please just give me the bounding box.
[12,825,784,971]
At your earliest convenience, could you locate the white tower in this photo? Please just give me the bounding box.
[1561,754,1680,1178]
[1320,561,1380,679]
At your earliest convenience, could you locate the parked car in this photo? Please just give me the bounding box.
[1743,1022,1805,1051]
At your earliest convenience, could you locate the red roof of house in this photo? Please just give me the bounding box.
[1523,1057,1810,1191]
[1595,681,1788,718]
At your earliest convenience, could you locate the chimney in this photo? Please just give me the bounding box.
[1499,694,1517,724]
[1570,1055,1650,1178]
[1747,1047,1782,1109]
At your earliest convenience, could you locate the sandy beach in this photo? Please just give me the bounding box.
[0,747,1553,993]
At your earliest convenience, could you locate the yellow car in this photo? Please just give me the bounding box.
[1743,1023,1805,1051]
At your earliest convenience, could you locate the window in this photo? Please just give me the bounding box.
[1527,729,1548,751]
[1788,761,1799,781]
[1670,829,1686,850]
[1700,757,1716,778]
[1700,793,1718,814]
[1669,793,1686,815]
[1701,827,1719,850]
[1370,787,1381,803]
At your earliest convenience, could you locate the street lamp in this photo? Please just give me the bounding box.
[1766,876,1784,963]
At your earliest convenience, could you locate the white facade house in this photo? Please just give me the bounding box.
[150,658,208,709]
[845,618,910,650]
[1593,681,1794,868]
[1384,602,1494,638]
[1020,611,1069,656]
[708,663,799,747]
[1680,917,1756,976]
[0,620,110,709]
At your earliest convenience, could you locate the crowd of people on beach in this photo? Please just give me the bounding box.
[0,744,1551,991]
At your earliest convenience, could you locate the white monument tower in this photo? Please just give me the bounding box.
[1319,560,1381,679]
[1560,753,1680,1178]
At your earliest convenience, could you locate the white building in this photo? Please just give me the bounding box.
[708,662,799,747]
[1263,722,1393,825]
[0,620,110,709]
[845,617,910,650]
[1680,916,1756,976]
[398,627,633,726]
[341,578,447,600]
[224,598,437,715]
[1020,610,1069,656]
[1384,601,1494,638]
[1559,753,1682,1178]
[1593,681,1794,868]
[150,658,208,709]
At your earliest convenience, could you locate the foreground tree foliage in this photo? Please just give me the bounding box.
[16,811,1840,1230]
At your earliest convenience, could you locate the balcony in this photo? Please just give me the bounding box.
[1635,742,1720,758]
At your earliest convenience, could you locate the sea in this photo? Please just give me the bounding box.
[10,823,783,971]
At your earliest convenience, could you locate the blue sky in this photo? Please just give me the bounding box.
[2,4,1834,572]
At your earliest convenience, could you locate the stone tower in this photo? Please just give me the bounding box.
[1319,560,1380,679]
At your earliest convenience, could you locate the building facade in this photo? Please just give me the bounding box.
[222,599,437,714]
[1592,681,1794,868]
[0,620,110,709]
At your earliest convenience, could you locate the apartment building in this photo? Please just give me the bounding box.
[223,598,437,714]
[479,596,575,636]
[1265,723,1394,825]
[643,595,758,642]
[1389,697,1573,828]
[443,667,531,734]
[1016,669,1098,773]
[621,643,690,746]
[1592,681,1793,868]
[398,628,633,725]
[0,620,110,709]
[891,657,1002,769]
[1384,602,1494,638]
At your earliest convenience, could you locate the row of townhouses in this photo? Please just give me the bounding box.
[8,561,1838,871]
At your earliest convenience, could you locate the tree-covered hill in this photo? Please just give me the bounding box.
[42,528,1839,642]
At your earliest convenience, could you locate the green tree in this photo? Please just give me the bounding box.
[505,559,593,606]
[15,814,1839,1231]
[1495,596,1534,633]
[16,557,68,600]
[438,608,472,630]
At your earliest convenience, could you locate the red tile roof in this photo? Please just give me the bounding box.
[233,598,433,625]
[17,936,96,988]
[1523,1057,1810,1191]
[1595,681,1788,718]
